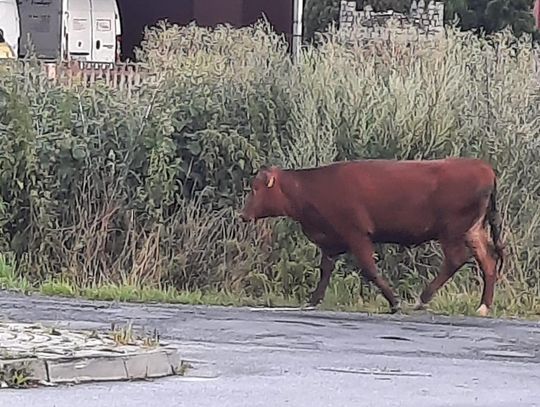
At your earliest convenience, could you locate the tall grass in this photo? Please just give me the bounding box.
[0,20,539,315]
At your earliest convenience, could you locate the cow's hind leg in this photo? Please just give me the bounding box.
[415,239,472,310]
[307,254,336,307]
[466,220,498,317]
[351,238,401,314]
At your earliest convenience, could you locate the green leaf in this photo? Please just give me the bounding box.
[187,141,202,155]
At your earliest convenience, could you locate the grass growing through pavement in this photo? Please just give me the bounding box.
[0,361,33,389]
[109,321,161,348]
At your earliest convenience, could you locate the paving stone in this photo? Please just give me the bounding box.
[124,350,173,379]
[166,349,182,373]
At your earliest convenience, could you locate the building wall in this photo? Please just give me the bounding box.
[243,0,293,44]
[117,0,194,60]
[116,0,294,61]
[194,0,244,26]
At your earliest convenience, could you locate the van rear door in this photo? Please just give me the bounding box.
[0,0,20,56]
[66,0,92,60]
[90,0,117,63]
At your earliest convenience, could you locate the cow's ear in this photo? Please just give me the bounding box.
[266,175,275,188]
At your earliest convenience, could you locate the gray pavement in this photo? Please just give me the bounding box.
[0,291,539,406]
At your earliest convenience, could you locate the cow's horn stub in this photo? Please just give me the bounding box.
[267,176,275,188]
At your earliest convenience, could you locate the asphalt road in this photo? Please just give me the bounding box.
[0,291,539,407]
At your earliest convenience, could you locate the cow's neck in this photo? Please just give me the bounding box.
[279,170,309,222]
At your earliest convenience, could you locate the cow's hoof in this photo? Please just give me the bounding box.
[390,302,402,314]
[413,299,427,311]
[307,296,322,308]
[476,304,490,317]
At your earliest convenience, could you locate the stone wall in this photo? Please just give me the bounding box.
[339,0,445,42]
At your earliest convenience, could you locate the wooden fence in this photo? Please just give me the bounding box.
[40,60,149,92]
[1,59,151,93]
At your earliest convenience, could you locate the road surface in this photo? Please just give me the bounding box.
[0,291,539,407]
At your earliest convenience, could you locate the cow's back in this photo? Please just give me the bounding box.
[294,158,496,245]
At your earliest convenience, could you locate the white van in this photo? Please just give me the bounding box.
[0,0,20,57]
[18,0,121,63]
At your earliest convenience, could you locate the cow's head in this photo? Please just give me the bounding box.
[240,166,287,222]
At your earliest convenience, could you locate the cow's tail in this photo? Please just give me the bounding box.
[487,177,505,277]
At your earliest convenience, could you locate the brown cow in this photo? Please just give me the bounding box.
[240,158,505,316]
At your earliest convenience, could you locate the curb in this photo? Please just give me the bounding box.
[0,322,185,387]
[1,348,182,386]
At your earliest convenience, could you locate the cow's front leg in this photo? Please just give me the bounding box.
[307,254,335,307]
[351,237,401,314]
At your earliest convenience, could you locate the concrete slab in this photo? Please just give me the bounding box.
[124,350,173,379]
[0,321,183,387]
[47,356,128,384]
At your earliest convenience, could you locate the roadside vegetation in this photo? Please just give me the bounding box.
[0,20,539,320]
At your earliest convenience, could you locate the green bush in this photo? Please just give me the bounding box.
[0,20,540,312]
